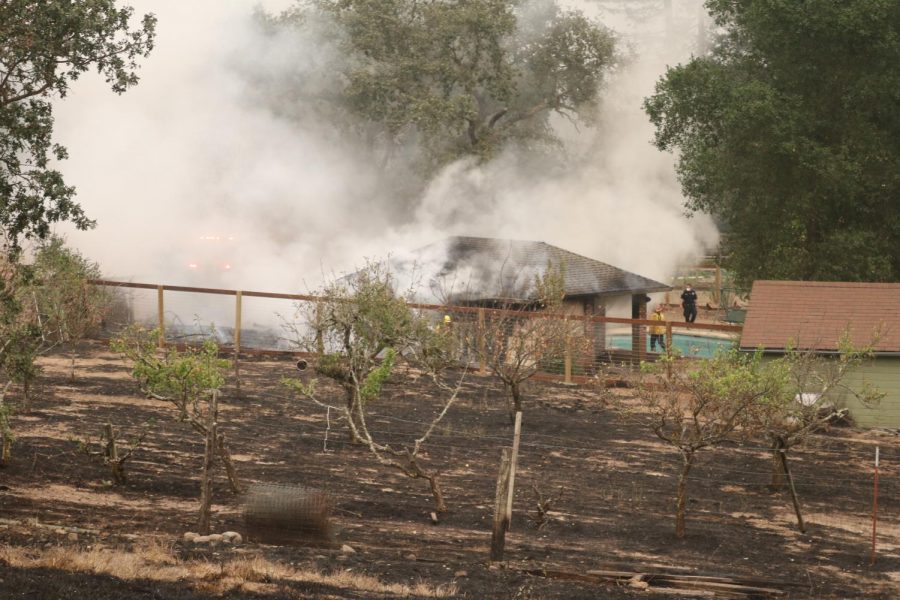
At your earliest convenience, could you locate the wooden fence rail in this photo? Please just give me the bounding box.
[90,279,743,378]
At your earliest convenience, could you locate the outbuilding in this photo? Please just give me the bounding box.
[739,280,900,427]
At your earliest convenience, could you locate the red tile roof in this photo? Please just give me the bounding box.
[740,281,900,353]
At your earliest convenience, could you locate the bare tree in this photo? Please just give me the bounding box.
[111,327,242,495]
[77,420,154,484]
[283,264,465,513]
[638,350,782,538]
[282,263,429,442]
[470,264,589,421]
[527,482,564,530]
[754,332,884,490]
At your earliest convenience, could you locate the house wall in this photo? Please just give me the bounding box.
[839,358,900,428]
[758,354,900,429]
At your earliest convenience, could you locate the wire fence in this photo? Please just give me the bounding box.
[232,380,894,574]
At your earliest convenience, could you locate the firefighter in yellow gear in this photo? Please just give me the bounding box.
[650,305,667,352]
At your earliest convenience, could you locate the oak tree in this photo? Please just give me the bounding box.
[0,1,156,249]
[264,0,617,171]
[645,0,900,284]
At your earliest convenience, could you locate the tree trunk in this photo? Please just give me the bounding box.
[104,423,126,484]
[198,392,218,534]
[110,461,126,485]
[770,447,784,491]
[508,382,522,424]
[345,390,363,443]
[426,473,447,513]
[675,452,695,539]
[216,433,242,494]
[0,436,10,468]
[0,387,10,467]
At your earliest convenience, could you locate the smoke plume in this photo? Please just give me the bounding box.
[52,0,717,318]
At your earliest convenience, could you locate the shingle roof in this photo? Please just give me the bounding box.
[739,280,900,353]
[396,236,670,302]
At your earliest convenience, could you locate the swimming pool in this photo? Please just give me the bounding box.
[607,333,737,359]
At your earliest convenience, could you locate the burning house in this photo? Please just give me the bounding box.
[391,236,671,355]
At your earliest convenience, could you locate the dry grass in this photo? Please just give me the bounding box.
[0,541,459,598]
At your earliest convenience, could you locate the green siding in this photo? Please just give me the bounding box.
[757,355,900,429]
[840,358,900,428]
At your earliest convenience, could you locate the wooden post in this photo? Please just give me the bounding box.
[714,264,722,305]
[564,335,572,384]
[314,301,325,355]
[665,322,674,380]
[871,446,879,565]
[631,295,647,366]
[490,448,512,561]
[478,308,487,374]
[156,286,165,348]
[778,438,805,533]
[234,291,242,394]
[234,291,242,354]
[198,390,218,534]
[506,411,523,527]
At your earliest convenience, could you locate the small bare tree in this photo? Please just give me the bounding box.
[639,350,782,538]
[527,482,564,530]
[111,327,242,497]
[472,264,589,421]
[282,262,434,441]
[283,264,465,513]
[754,332,884,490]
[77,420,154,484]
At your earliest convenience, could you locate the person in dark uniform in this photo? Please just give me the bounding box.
[681,284,698,323]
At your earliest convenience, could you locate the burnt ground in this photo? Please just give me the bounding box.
[1,341,899,599]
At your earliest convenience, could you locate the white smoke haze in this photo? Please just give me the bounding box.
[51,0,716,324]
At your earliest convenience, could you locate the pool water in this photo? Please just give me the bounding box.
[607,333,737,359]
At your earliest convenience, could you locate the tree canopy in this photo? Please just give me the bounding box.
[266,0,617,171]
[644,0,900,284]
[0,0,156,250]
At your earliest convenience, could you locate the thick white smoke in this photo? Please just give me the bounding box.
[52,0,717,314]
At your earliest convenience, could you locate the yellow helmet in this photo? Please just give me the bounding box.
[443,315,452,323]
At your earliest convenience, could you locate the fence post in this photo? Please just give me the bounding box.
[506,411,523,527]
[665,322,673,380]
[234,291,242,354]
[156,286,165,348]
[714,264,722,305]
[234,291,242,394]
[478,308,487,374]
[564,334,573,384]
[490,448,512,561]
[871,446,879,565]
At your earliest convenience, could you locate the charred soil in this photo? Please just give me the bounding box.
[0,342,898,598]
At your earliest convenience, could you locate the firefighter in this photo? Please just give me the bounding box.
[650,305,667,352]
